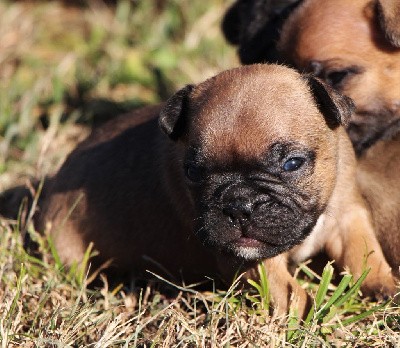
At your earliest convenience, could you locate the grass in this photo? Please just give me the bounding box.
[0,0,399,346]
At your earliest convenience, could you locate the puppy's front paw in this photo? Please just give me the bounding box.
[271,284,312,319]
[361,275,399,302]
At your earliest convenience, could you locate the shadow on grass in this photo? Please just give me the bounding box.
[40,67,173,130]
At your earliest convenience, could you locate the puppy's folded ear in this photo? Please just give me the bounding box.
[376,0,400,47]
[304,75,355,129]
[159,84,194,140]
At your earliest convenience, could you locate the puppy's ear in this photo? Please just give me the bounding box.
[376,0,400,47]
[159,84,194,140]
[304,75,354,129]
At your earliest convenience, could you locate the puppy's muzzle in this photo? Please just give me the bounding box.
[221,185,267,230]
[223,199,254,227]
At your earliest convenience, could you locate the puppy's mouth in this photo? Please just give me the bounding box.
[235,237,264,248]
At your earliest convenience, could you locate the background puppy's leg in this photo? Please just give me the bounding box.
[325,207,398,300]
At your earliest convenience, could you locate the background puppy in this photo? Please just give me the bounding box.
[223,0,400,154]
[222,0,400,276]
[1,64,396,315]
[357,133,400,277]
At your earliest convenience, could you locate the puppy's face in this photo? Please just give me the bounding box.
[160,64,352,261]
[276,0,400,154]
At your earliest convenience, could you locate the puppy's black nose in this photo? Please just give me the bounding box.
[223,200,253,226]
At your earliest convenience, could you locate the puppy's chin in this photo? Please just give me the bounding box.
[229,238,278,260]
[234,247,263,260]
[226,237,301,261]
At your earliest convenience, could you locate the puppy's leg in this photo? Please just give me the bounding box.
[245,254,311,318]
[263,255,310,317]
[325,207,398,300]
[218,254,310,317]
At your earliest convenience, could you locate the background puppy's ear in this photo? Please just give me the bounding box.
[221,0,302,64]
[221,0,273,47]
[221,0,276,63]
[239,1,302,64]
[304,75,354,129]
[159,84,194,140]
[221,0,243,45]
[376,0,400,47]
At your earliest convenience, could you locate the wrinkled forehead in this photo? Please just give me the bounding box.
[186,68,325,162]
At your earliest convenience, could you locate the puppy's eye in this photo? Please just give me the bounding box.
[185,165,204,182]
[283,157,305,172]
[326,70,350,87]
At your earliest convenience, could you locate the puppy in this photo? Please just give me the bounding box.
[1,64,396,315]
[222,0,400,276]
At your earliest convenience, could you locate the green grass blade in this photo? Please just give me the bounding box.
[305,263,334,324]
[315,263,334,308]
[76,242,94,286]
[316,274,353,318]
[47,235,63,270]
[257,262,269,297]
[247,279,263,295]
[340,302,388,327]
[333,269,369,308]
